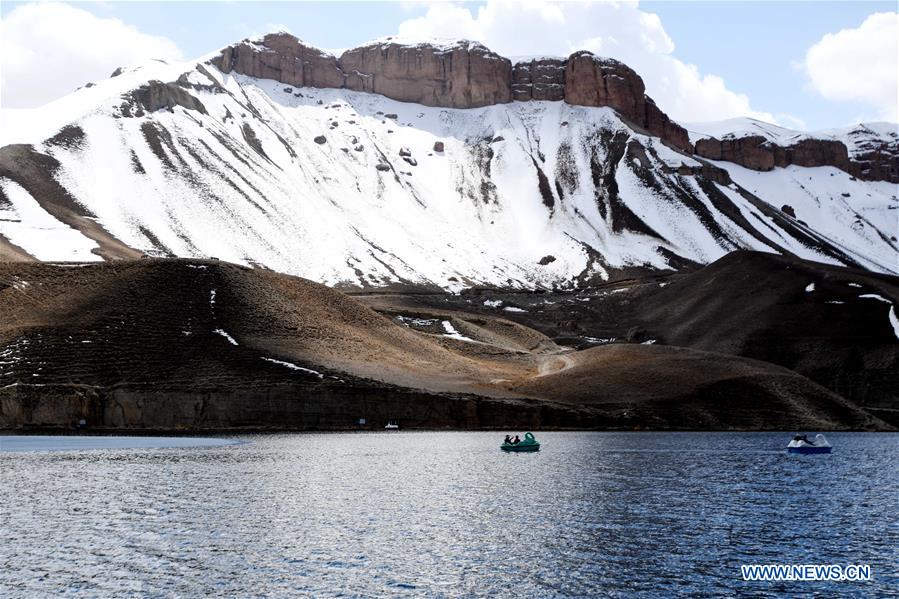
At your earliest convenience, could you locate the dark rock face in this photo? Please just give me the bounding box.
[206,34,897,181]
[216,32,344,89]
[851,150,899,183]
[512,58,566,101]
[210,35,688,150]
[563,52,692,152]
[565,53,646,123]
[643,98,692,153]
[669,161,731,185]
[121,80,207,117]
[846,128,899,183]
[695,136,857,177]
[694,135,775,171]
[773,138,849,171]
[1,380,597,431]
[339,40,512,108]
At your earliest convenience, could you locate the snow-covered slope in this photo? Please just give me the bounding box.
[818,122,899,161]
[684,118,808,145]
[2,60,897,288]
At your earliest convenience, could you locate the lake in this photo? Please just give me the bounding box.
[1,432,897,597]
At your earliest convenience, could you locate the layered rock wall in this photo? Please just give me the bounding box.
[563,53,692,151]
[694,136,776,171]
[339,41,512,108]
[216,33,344,89]
[210,33,892,180]
[850,151,899,183]
[212,35,690,149]
[693,135,879,178]
[512,58,566,101]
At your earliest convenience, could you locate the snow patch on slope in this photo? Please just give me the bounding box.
[213,329,238,345]
[261,357,324,377]
[858,293,899,341]
[2,60,896,285]
[708,162,898,273]
[0,179,101,261]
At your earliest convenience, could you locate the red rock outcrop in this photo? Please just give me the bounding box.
[208,34,896,181]
[773,139,850,171]
[565,53,646,123]
[563,52,692,152]
[842,127,899,183]
[512,58,566,102]
[644,98,692,154]
[209,36,692,154]
[338,40,512,108]
[215,33,344,89]
[850,151,899,183]
[694,136,860,176]
[694,136,776,171]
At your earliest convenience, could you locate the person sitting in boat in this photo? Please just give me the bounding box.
[504,435,512,445]
[793,434,814,445]
[512,435,520,445]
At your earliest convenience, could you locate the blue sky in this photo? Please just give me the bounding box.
[2,1,896,130]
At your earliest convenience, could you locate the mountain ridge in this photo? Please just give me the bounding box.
[1,32,896,290]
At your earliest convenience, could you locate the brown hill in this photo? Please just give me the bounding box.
[634,251,899,424]
[0,259,887,431]
[358,251,899,426]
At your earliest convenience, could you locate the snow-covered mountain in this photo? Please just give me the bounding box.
[1,34,897,289]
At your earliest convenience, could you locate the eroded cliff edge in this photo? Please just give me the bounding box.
[214,33,691,152]
[212,32,897,181]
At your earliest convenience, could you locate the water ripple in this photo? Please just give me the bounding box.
[1,432,897,597]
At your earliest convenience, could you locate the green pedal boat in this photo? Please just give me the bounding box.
[501,432,540,452]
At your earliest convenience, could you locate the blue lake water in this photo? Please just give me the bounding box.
[1,432,897,597]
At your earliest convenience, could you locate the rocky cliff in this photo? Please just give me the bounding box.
[694,135,850,173]
[209,33,899,176]
[216,32,344,89]
[841,123,899,183]
[693,129,897,183]
[3,50,896,281]
[212,34,691,151]
[512,57,566,102]
[339,39,512,108]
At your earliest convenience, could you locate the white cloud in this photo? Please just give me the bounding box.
[1,2,182,108]
[803,12,898,122]
[396,0,778,124]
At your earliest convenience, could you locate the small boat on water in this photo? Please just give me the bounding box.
[787,434,832,454]
[501,432,540,452]
[385,420,399,430]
